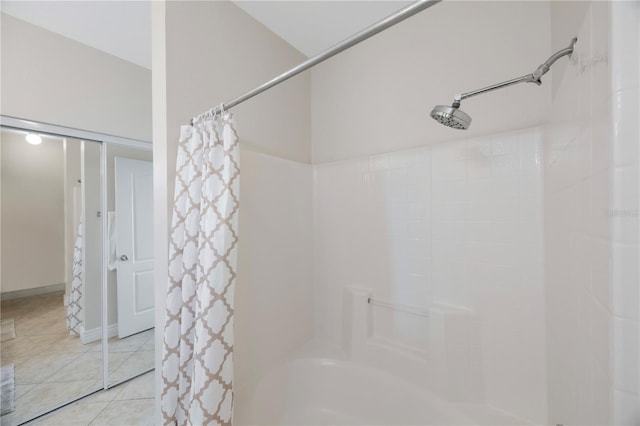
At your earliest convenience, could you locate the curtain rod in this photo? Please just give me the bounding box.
[192,0,442,124]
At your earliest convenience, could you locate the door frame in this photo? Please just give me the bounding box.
[0,115,152,392]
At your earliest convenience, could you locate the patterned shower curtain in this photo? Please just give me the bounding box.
[66,220,83,336]
[161,112,240,426]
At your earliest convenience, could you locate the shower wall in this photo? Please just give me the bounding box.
[311,1,552,423]
[235,150,313,390]
[310,1,551,163]
[545,2,639,425]
[311,1,639,424]
[610,3,640,422]
[314,127,547,422]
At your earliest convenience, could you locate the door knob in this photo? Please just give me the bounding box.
[120,255,129,261]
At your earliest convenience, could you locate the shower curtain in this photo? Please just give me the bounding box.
[161,112,240,426]
[66,220,83,336]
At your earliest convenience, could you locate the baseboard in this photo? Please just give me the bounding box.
[80,323,118,344]
[1,283,66,301]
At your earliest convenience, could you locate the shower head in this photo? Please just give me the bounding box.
[430,104,471,130]
[431,37,577,131]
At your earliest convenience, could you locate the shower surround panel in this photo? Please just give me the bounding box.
[546,2,639,424]
[313,127,546,423]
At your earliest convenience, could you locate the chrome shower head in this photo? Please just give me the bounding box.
[430,37,577,131]
[430,104,471,130]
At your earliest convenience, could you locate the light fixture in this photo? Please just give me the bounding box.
[25,133,42,145]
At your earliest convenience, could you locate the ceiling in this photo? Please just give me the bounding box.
[233,1,412,57]
[0,1,412,68]
[1,1,152,69]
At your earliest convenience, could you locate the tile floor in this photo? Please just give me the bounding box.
[1,292,154,426]
[27,371,155,425]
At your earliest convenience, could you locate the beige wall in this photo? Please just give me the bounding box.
[310,1,551,163]
[165,0,311,177]
[1,13,152,142]
[1,130,65,292]
[1,11,153,329]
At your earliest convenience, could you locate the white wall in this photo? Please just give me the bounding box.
[610,4,640,424]
[0,13,152,142]
[311,1,551,163]
[314,127,547,423]
[1,131,65,292]
[544,4,610,422]
[545,2,639,425]
[154,1,314,416]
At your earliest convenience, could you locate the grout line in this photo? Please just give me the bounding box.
[88,377,155,426]
[87,398,113,426]
[115,396,155,403]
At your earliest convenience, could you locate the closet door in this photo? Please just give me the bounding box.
[0,125,104,425]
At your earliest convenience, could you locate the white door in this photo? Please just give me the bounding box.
[115,157,154,338]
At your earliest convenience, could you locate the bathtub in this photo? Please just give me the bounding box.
[235,289,530,425]
[235,357,474,425]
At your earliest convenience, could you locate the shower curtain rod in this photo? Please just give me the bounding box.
[192,0,441,124]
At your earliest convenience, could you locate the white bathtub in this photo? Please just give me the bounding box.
[235,289,531,425]
[235,357,474,425]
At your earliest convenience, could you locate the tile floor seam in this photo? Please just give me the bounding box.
[20,351,85,386]
[116,396,155,402]
[86,398,115,426]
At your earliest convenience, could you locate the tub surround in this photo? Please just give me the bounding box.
[545,2,639,424]
[229,127,546,424]
[314,127,546,423]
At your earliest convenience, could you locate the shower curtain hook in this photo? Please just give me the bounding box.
[219,103,225,117]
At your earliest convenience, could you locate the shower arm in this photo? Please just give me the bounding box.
[451,37,577,107]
